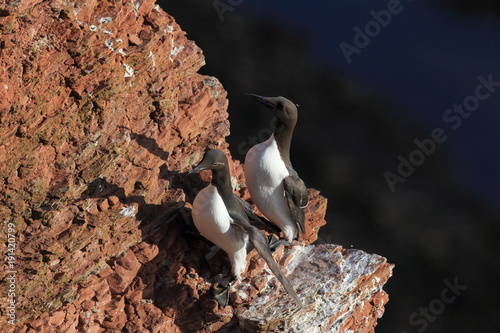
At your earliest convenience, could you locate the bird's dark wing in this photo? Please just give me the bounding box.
[227,211,303,308]
[233,194,280,232]
[283,175,308,236]
[227,208,253,229]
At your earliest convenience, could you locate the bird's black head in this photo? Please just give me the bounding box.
[247,94,299,126]
[188,149,228,174]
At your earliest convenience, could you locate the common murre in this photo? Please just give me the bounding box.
[244,94,308,243]
[189,149,302,307]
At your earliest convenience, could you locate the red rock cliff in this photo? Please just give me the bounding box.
[0,1,392,332]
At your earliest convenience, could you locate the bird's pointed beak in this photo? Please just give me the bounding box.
[188,164,205,175]
[246,93,275,110]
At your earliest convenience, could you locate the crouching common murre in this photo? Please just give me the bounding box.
[189,149,302,307]
[244,94,309,244]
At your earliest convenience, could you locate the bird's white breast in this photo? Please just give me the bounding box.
[245,135,296,240]
[192,184,232,237]
[191,185,247,269]
[246,134,289,187]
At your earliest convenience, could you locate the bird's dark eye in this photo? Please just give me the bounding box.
[295,103,299,108]
[277,102,283,109]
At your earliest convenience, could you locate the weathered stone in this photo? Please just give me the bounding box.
[237,244,393,332]
[107,195,120,207]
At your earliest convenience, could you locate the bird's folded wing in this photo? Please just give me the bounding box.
[228,211,303,308]
[233,194,279,232]
[283,176,308,235]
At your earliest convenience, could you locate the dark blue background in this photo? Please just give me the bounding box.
[239,0,500,211]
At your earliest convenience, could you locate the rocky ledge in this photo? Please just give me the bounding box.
[0,0,393,332]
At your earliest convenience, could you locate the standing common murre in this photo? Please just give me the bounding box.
[244,94,309,244]
[189,149,302,307]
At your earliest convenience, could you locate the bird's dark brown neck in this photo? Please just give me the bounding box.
[274,118,296,167]
[211,166,235,203]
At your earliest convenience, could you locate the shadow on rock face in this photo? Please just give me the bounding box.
[70,135,243,332]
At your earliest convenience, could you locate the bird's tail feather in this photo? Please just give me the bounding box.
[247,227,303,308]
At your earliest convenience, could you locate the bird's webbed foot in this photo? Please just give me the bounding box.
[212,278,235,307]
[267,234,290,251]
